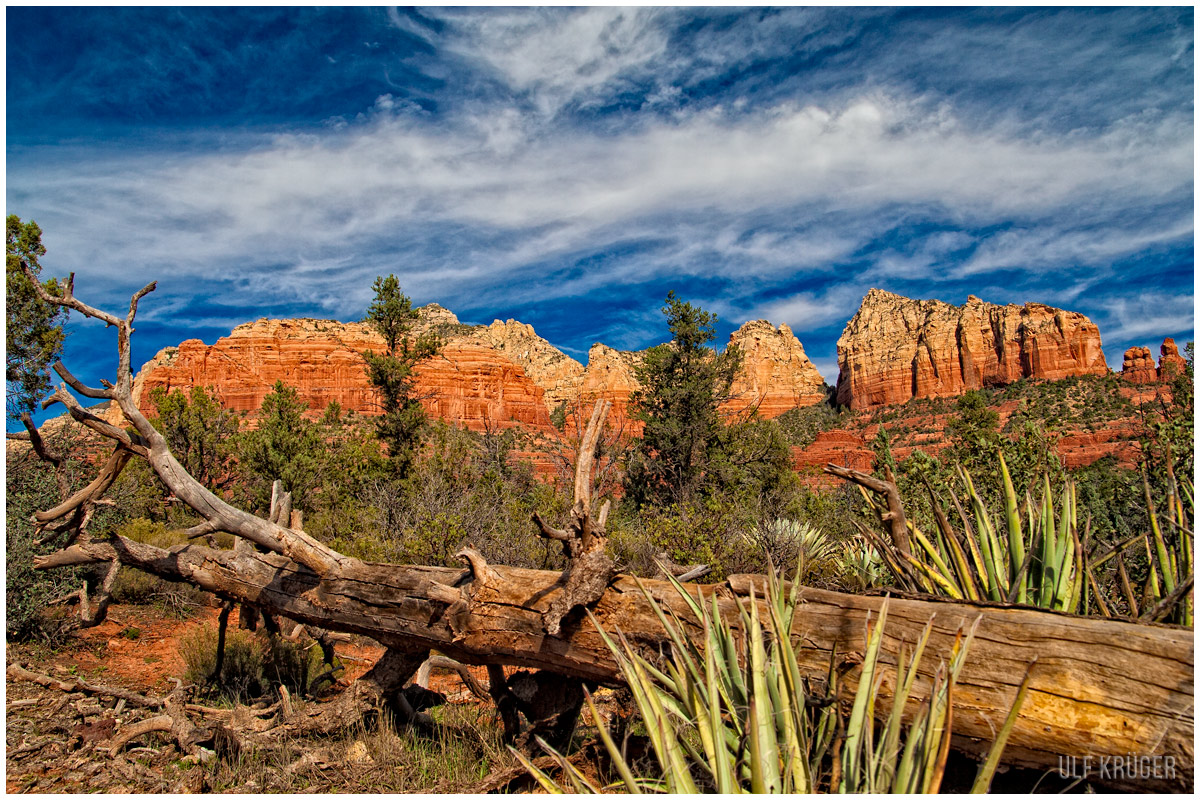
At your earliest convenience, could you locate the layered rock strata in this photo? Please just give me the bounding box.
[131,310,553,432]
[791,431,875,488]
[836,289,1108,410]
[576,344,645,422]
[726,321,827,417]
[128,310,828,435]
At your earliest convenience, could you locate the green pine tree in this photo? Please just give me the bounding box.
[362,275,440,477]
[625,291,741,507]
[147,385,242,492]
[6,215,67,421]
[238,381,323,511]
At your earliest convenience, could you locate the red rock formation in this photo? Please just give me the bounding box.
[836,290,1108,410]
[726,320,827,418]
[472,319,584,410]
[1159,337,1188,380]
[576,320,828,429]
[132,311,553,433]
[1055,424,1144,469]
[1122,346,1158,384]
[577,344,645,429]
[129,309,828,440]
[792,431,874,473]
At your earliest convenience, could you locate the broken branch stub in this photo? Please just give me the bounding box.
[532,399,617,636]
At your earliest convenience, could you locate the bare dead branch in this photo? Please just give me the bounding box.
[51,359,113,400]
[34,447,133,523]
[531,511,569,542]
[185,520,221,539]
[40,385,149,456]
[7,663,162,708]
[824,462,914,560]
[572,399,610,512]
[426,655,491,702]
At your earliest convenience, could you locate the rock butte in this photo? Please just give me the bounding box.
[127,306,828,435]
[1121,337,1187,385]
[836,289,1108,411]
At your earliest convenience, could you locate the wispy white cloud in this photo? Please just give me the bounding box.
[13,91,1190,316]
[1093,293,1195,358]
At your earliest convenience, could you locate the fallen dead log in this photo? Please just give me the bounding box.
[37,535,1193,791]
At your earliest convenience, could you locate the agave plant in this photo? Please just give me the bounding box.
[515,567,1031,793]
[746,518,841,582]
[840,536,887,591]
[852,452,1194,624]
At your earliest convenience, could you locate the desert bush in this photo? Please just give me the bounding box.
[5,428,140,641]
[181,623,325,703]
[608,497,761,581]
[775,391,843,448]
[316,420,569,571]
[182,625,269,702]
[6,454,81,641]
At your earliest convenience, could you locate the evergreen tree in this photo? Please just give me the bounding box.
[6,215,67,420]
[362,275,440,477]
[148,385,241,492]
[625,292,741,507]
[238,381,323,510]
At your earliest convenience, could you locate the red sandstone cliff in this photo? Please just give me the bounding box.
[726,320,827,417]
[131,309,555,433]
[127,310,827,434]
[836,289,1108,411]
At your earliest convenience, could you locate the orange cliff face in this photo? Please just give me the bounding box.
[726,320,828,417]
[576,321,829,425]
[131,309,561,433]
[128,309,829,436]
[835,289,1108,411]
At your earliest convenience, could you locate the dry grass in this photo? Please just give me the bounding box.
[202,702,519,793]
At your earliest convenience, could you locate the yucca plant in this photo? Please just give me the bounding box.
[840,536,887,591]
[746,518,841,583]
[515,566,1031,793]
[852,452,1194,624]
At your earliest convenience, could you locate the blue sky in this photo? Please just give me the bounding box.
[6,6,1194,427]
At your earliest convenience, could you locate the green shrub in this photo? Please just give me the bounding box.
[181,625,269,703]
[181,623,329,703]
[6,451,84,641]
[315,420,570,571]
[609,497,760,581]
[776,394,844,449]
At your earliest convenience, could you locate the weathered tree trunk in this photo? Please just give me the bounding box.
[37,536,1193,791]
[12,269,1194,792]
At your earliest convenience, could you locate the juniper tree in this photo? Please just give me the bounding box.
[238,381,323,511]
[362,274,440,477]
[6,215,67,421]
[624,291,741,507]
[147,385,242,493]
